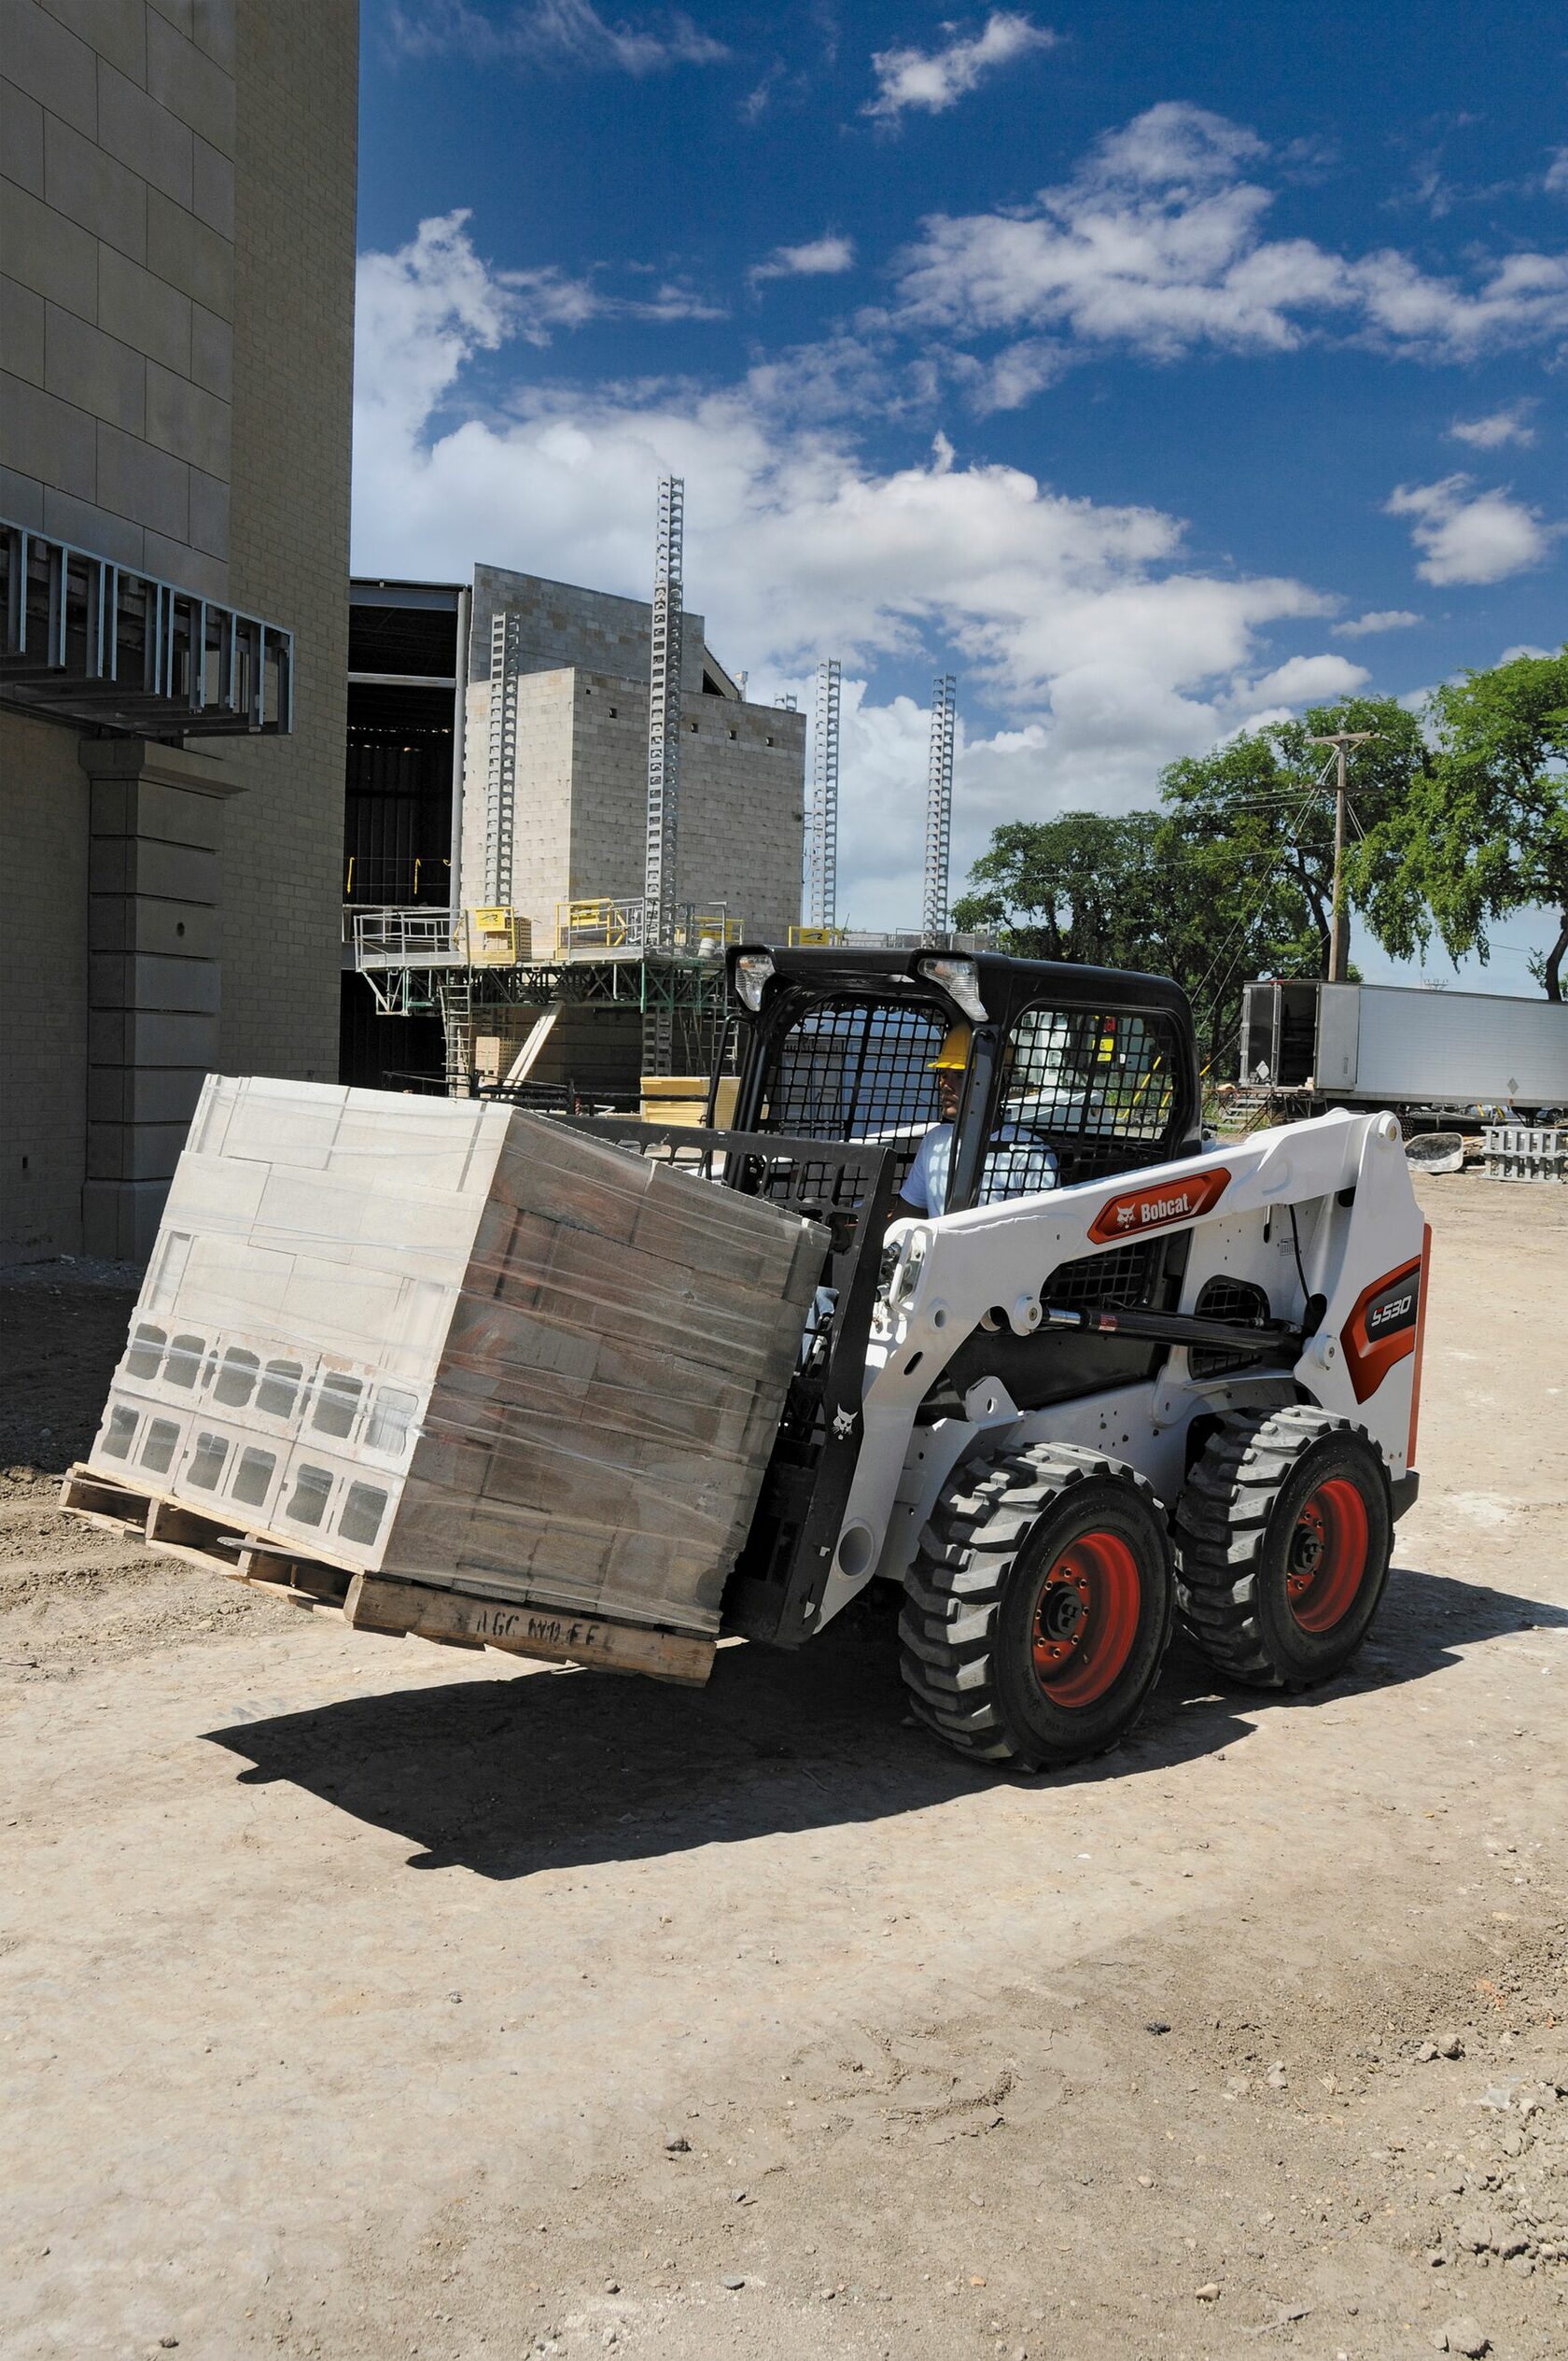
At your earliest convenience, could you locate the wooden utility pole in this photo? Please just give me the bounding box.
[1309,731,1375,982]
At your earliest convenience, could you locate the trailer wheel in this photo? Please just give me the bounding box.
[899,1443,1173,1770]
[1173,1406,1393,1689]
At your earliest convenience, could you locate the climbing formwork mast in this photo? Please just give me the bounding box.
[805,657,841,932]
[643,474,684,1075]
[922,672,957,939]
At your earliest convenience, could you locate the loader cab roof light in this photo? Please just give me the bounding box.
[735,951,777,1011]
[915,955,987,1023]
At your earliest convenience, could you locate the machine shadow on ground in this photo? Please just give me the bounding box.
[203,1561,1563,1881]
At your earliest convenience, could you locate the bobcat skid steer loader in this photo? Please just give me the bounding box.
[64,946,1430,1775]
[679,944,1428,1769]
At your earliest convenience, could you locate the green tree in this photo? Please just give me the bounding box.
[952,811,1178,971]
[1158,696,1424,1003]
[953,700,1425,1069]
[1351,647,1568,1000]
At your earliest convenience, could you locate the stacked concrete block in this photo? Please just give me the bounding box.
[85,1078,824,1635]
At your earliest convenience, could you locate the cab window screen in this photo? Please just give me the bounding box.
[987,1006,1180,1198]
[757,997,948,1203]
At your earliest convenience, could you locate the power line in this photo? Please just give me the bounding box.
[1188,783,1325,1016]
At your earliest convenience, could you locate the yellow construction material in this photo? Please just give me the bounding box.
[469,908,530,964]
[556,897,635,952]
[639,1075,740,1128]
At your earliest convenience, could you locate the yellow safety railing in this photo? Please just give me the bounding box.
[555,896,641,953]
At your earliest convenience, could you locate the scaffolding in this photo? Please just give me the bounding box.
[644,475,684,953]
[805,656,841,931]
[643,474,685,1075]
[923,672,957,938]
[485,611,522,906]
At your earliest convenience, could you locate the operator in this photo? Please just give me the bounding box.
[890,1021,1059,1222]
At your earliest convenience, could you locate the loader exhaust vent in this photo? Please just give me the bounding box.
[1041,1240,1158,1311]
[1188,1275,1273,1377]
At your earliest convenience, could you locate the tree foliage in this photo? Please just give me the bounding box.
[953,655,1568,1079]
[1350,647,1568,1000]
[954,698,1424,1064]
[951,812,1177,971]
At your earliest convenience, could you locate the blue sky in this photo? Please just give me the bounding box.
[352,2,1567,985]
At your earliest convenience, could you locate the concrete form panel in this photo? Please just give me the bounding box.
[98,244,193,372]
[43,109,149,263]
[1,272,47,385]
[2,0,99,137]
[146,184,231,316]
[96,55,195,205]
[1,73,49,196]
[44,299,147,435]
[0,176,100,315]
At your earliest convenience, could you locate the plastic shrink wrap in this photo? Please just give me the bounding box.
[78,1077,827,1637]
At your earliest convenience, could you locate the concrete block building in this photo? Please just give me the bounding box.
[1,0,358,1262]
[462,565,806,945]
[343,566,807,1090]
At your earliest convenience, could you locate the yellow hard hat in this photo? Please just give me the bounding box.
[929,1021,972,1074]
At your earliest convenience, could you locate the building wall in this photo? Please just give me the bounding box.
[0,0,357,1262]
[457,663,805,952]
[469,565,720,697]
[214,0,357,1081]
[459,668,576,947]
[1,0,237,596]
[568,670,805,944]
[0,712,90,1260]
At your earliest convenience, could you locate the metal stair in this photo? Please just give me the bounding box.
[439,973,475,1097]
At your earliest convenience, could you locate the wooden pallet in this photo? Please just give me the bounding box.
[58,1465,716,1687]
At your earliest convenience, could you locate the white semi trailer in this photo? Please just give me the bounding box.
[1240,979,1567,1118]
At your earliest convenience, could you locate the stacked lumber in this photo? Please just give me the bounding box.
[71,1078,825,1657]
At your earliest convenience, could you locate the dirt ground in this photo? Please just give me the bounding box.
[3,1175,1565,2361]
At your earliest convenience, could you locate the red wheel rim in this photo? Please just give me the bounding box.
[1286,1478,1370,1632]
[1030,1531,1141,1708]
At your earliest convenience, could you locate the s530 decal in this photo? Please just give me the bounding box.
[1340,1255,1423,1403]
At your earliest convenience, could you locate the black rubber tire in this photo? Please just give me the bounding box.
[1173,1405,1393,1690]
[899,1442,1174,1772]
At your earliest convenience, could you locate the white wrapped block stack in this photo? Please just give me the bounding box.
[81,1077,825,1636]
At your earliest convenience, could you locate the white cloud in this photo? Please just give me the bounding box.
[1449,401,1536,449]
[892,101,1568,365]
[749,234,856,287]
[1546,147,1568,195]
[1385,474,1558,585]
[1331,608,1421,638]
[353,210,724,415]
[387,0,728,75]
[864,11,1057,123]
[352,212,1356,921]
[956,337,1070,411]
[1242,653,1371,705]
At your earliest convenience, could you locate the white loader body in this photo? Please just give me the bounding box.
[820,1109,1426,1632]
